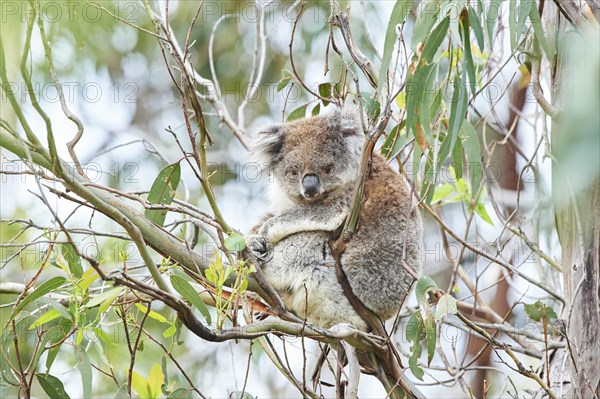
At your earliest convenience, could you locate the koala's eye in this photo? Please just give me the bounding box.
[287,167,298,177]
[323,164,334,174]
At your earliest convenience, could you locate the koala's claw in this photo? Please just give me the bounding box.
[245,235,272,263]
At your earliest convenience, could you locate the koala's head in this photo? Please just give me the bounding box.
[252,107,363,208]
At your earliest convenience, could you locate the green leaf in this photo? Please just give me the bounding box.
[517,0,533,40]
[416,66,437,144]
[524,301,543,321]
[45,346,60,372]
[474,202,494,225]
[452,134,464,179]
[9,277,66,321]
[163,325,177,338]
[407,64,436,146]
[61,244,83,279]
[135,303,168,324]
[545,306,558,321]
[381,122,408,159]
[1,340,21,385]
[412,0,443,51]
[145,162,181,227]
[431,183,455,204]
[287,104,308,122]
[378,0,411,94]
[415,276,438,302]
[460,120,482,194]
[447,73,468,157]
[406,312,425,380]
[486,0,502,46]
[230,391,257,399]
[37,374,71,399]
[482,0,504,46]
[318,83,333,102]
[469,7,485,51]
[114,384,130,399]
[424,315,436,365]
[224,233,246,252]
[28,308,64,330]
[460,13,477,96]
[85,287,123,310]
[78,350,92,399]
[131,370,151,399]
[148,364,164,399]
[362,93,380,122]
[277,69,293,92]
[421,16,450,64]
[528,2,551,58]
[93,327,112,345]
[77,268,98,293]
[170,275,211,325]
[312,102,321,116]
[168,387,193,399]
[435,294,458,321]
[508,0,518,51]
[524,300,558,322]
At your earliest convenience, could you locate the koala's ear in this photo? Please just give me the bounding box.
[251,125,285,165]
[330,104,363,137]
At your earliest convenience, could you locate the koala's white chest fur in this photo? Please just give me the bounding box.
[261,231,368,331]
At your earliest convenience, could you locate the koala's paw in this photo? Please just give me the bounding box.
[245,234,272,264]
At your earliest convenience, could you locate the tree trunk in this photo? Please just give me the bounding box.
[543,2,600,397]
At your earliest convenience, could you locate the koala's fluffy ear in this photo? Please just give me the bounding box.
[251,125,285,166]
[330,104,363,137]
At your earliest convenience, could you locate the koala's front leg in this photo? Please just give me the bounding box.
[245,234,272,264]
[245,213,275,264]
[259,201,349,244]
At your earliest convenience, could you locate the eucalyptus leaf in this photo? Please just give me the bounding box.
[170,275,211,325]
[145,162,181,227]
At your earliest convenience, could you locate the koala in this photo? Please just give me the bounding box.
[246,107,422,331]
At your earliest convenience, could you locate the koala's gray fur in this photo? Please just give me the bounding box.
[247,107,422,331]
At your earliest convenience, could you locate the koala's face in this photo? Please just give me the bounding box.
[253,108,363,207]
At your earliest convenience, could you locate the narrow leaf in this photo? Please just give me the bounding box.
[378,0,412,94]
[435,294,458,321]
[135,303,168,324]
[287,104,308,122]
[148,364,164,399]
[28,309,63,330]
[130,371,151,399]
[474,202,494,225]
[412,0,443,51]
[431,183,455,204]
[508,0,518,51]
[469,7,485,50]
[61,244,83,279]
[37,374,71,399]
[529,4,551,58]
[145,162,181,227]
[486,0,502,46]
[170,275,211,325]
[461,13,477,95]
[78,350,92,399]
[460,120,482,195]
[421,16,450,64]
[85,287,123,309]
[425,316,437,365]
[10,277,66,321]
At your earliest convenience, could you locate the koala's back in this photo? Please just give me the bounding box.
[262,231,368,330]
[341,154,423,321]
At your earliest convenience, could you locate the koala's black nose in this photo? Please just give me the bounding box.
[302,174,320,198]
